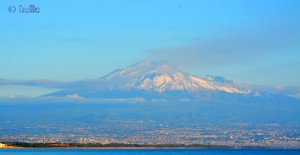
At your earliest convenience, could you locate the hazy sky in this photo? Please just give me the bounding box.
[1,0,300,86]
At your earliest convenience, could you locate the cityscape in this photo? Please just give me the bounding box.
[1,121,300,148]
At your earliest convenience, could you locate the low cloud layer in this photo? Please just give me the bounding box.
[0,79,63,88]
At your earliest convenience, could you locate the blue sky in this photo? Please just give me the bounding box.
[1,0,300,88]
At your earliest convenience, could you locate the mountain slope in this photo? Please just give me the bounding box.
[46,60,298,101]
[100,60,248,93]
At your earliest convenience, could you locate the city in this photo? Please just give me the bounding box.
[1,120,299,148]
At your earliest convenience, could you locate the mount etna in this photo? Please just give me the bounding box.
[43,60,297,103]
[0,60,299,124]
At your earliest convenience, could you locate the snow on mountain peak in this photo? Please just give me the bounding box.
[100,60,247,93]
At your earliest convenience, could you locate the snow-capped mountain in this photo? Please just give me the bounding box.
[44,60,299,102]
[101,60,248,93]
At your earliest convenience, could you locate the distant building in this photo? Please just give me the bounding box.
[0,142,7,148]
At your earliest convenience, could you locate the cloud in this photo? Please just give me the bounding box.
[66,93,83,99]
[0,79,105,90]
[148,32,299,70]
[147,15,300,71]
[145,14,300,87]
[275,86,300,98]
[0,79,127,98]
[246,84,300,98]
[0,96,146,104]
[7,94,17,98]
[0,79,63,88]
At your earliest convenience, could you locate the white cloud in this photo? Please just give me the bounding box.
[66,94,83,99]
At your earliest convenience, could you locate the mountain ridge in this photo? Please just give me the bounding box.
[99,60,248,93]
[44,60,298,102]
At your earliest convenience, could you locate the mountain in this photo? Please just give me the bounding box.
[101,60,248,93]
[3,60,300,127]
[45,60,296,102]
